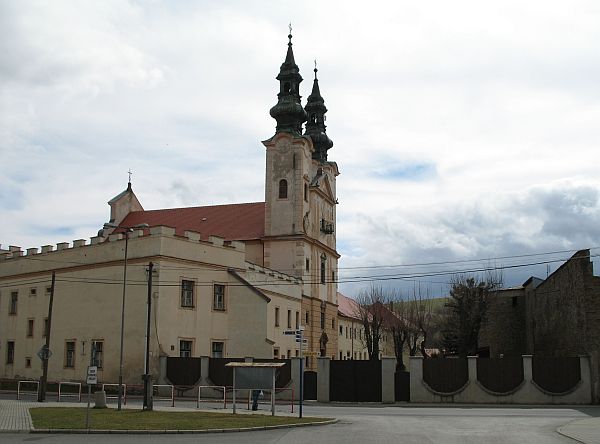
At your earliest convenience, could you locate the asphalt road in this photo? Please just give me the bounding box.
[2,405,598,443]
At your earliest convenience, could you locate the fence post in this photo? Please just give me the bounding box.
[409,356,425,402]
[522,355,533,382]
[317,357,330,403]
[467,356,477,384]
[290,357,301,406]
[200,356,210,385]
[381,357,396,403]
[158,355,168,384]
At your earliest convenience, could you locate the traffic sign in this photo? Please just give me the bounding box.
[86,366,98,384]
[37,345,52,361]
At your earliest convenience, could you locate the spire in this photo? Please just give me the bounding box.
[304,61,333,162]
[269,27,307,136]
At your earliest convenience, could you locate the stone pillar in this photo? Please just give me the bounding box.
[409,356,426,403]
[157,355,168,384]
[381,357,396,403]
[317,357,330,402]
[522,355,533,381]
[467,356,477,383]
[200,356,210,385]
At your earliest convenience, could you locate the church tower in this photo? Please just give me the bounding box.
[263,31,340,367]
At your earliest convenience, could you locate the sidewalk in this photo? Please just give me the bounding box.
[558,417,600,444]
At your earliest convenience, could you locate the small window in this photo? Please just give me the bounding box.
[332,318,335,329]
[320,256,326,285]
[339,351,343,360]
[181,280,194,308]
[29,288,37,297]
[6,341,15,364]
[275,307,280,327]
[45,286,52,295]
[92,341,103,368]
[27,319,34,337]
[25,357,31,368]
[304,183,308,202]
[274,348,280,358]
[9,291,18,315]
[332,271,335,283]
[346,326,348,338]
[283,82,291,93]
[287,310,292,328]
[213,284,225,311]
[65,341,75,368]
[295,350,299,357]
[305,258,310,272]
[180,340,192,358]
[287,349,291,359]
[295,311,299,330]
[278,179,288,199]
[305,310,309,325]
[43,318,48,337]
[212,342,224,358]
[339,325,343,335]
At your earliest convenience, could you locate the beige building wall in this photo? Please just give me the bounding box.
[0,227,287,384]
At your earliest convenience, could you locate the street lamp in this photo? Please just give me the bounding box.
[103,222,149,411]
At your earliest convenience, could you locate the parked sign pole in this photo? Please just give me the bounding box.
[143,262,154,411]
[38,271,55,402]
[299,326,304,418]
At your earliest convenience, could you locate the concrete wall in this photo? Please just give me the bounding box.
[410,355,593,404]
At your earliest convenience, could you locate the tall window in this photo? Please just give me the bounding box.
[287,310,292,328]
[304,183,308,201]
[213,284,225,311]
[92,340,103,368]
[278,179,288,199]
[275,307,280,327]
[181,280,194,308]
[27,319,34,337]
[179,340,192,357]
[320,311,325,329]
[305,310,309,325]
[212,342,224,358]
[65,341,75,368]
[9,291,18,315]
[43,318,48,337]
[6,341,14,364]
[320,256,326,285]
[295,311,299,330]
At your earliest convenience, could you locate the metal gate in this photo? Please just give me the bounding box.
[394,371,410,401]
[330,360,382,402]
[304,371,317,400]
[166,357,202,386]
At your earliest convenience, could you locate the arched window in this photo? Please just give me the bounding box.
[278,179,288,199]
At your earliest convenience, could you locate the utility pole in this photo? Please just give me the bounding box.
[143,261,154,410]
[38,271,55,402]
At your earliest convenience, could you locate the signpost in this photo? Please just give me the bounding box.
[283,326,305,418]
[85,345,97,430]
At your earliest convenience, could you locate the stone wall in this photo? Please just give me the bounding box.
[479,288,527,357]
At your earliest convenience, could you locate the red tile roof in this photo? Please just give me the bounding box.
[337,292,360,319]
[119,202,265,241]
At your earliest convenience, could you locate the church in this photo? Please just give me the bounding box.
[0,32,341,384]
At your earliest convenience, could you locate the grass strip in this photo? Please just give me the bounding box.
[30,407,331,431]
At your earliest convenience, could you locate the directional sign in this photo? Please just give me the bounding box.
[304,351,318,357]
[295,338,308,344]
[283,330,296,335]
[37,345,52,361]
[86,366,98,384]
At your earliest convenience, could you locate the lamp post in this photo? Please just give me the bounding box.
[103,222,149,411]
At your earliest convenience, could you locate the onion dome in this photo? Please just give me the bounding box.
[304,64,333,162]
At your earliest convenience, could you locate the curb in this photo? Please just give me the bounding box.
[30,418,338,434]
[556,425,586,444]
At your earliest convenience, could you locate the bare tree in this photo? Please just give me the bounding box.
[441,270,503,357]
[355,285,395,361]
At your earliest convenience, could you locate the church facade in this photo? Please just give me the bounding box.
[0,32,340,383]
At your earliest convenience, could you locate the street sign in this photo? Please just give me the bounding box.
[295,338,308,344]
[86,366,98,385]
[304,351,318,357]
[283,330,296,335]
[37,345,52,361]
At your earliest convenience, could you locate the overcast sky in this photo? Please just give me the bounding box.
[2,0,600,297]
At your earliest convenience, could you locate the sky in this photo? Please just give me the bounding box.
[2,0,600,297]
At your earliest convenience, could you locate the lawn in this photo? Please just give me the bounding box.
[30,407,332,431]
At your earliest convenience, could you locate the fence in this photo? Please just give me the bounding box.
[101,383,127,404]
[57,382,82,402]
[197,385,226,409]
[330,359,382,402]
[477,357,523,393]
[532,356,581,394]
[17,380,39,400]
[422,358,468,393]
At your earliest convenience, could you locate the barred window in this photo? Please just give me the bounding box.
[179,340,192,358]
[65,341,75,368]
[181,280,194,308]
[6,341,14,364]
[212,342,224,358]
[213,284,225,311]
[92,340,103,368]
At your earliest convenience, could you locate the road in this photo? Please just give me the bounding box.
[1,404,597,443]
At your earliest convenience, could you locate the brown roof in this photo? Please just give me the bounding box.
[119,202,265,241]
[337,292,360,319]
